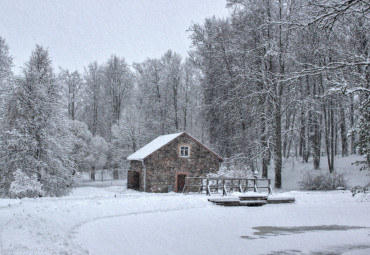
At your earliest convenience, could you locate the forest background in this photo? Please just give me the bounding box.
[0,0,368,197]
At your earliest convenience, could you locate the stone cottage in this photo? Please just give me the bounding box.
[127,132,223,193]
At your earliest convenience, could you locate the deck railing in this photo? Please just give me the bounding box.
[182,177,273,196]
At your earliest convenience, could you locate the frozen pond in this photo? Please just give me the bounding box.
[1,189,369,255]
[75,196,370,255]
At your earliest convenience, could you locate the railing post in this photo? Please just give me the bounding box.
[206,178,209,195]
[268,179,273,195]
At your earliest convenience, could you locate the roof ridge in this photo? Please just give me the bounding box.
[127,131,223,162]
[127,132,184,161]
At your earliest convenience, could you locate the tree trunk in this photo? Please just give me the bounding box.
[173,78,179,131]
[113,169,118,180]
[260,87,269,178]
[286,111,296,159]
[91,166,96,181]
[340,106,348,157]
[312,79,321,169]
[350,94,356,154]
[312,113,321,169]
[330,102,335,173]
[274,108,282,188]
[299,78,305,158]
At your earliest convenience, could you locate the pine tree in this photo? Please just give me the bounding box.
[0,37,13,93]
[1,45,75,197]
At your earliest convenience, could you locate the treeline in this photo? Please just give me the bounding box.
[0,41,204,196]
[0,0,369,197]
[188,0,369,188]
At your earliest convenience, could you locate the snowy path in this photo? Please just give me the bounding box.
[0,187,210,255]
[0,187,369,255]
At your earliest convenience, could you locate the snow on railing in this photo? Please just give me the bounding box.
[182,177,273,196]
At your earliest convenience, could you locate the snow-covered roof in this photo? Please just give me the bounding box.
[127,132,223,162]
[127,132,184,161]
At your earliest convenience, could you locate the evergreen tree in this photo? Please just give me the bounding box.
[0,45,75,197]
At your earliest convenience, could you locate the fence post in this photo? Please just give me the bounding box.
[268,179,273,195]
[254,179,257,192]
[206,178,209,195]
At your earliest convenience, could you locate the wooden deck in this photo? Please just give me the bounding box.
[267,197,295,204]
[208,194,295,207]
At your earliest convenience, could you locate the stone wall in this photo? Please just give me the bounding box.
[142,133,221,192]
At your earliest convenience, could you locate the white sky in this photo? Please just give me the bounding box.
[0,0,229,73]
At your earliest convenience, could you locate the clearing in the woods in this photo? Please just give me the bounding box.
[0,156,369,255]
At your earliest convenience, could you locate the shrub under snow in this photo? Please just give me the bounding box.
[9,169,44,198]
[299,171,349,191]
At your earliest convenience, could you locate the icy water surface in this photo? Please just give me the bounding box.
[264,245,370,255]
[241,225,368,239]
[241,225,370,255]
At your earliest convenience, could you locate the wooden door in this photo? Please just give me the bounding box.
[127,171,140,190]
[177,174,186,193]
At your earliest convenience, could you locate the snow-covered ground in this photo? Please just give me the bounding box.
[0,156,369,255]
[270,155,370,191]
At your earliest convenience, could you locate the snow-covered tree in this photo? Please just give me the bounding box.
[69,120,93,173]
[356,95,370,170]
[104,55,133,125]
[0,37,13,94]
[82,62,107,137]
[0,45,75,197]
[58,68,83,121]
[0,38,13,191]
[85,136,108,181]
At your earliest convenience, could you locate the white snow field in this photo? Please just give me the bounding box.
[0,156,369,255]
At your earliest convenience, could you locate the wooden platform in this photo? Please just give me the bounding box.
[267,197,295,204]
[208,194,295,207]
[239,195,268,201]
[239,200,268,206]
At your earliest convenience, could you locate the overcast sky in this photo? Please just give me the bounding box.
[0,0,229,73]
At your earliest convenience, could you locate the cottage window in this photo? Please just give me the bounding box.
[180,146,189,157]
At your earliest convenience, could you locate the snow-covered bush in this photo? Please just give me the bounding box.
[8,169,44,198]
[299,171,349,191]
